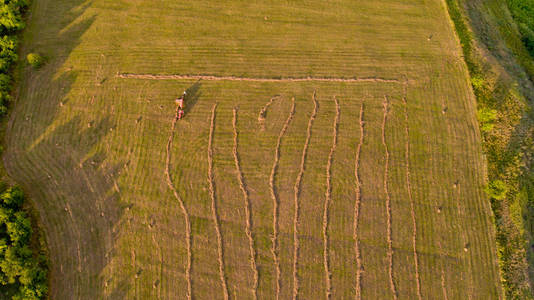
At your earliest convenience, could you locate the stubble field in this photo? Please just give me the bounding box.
[4,0,502,298]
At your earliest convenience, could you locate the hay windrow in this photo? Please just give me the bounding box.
[258,96,280,129]
[322,96,339,300]
[292,92,318,300]
[353,101,365,300]
[269,97,296,300]
[402,92,422,300]
[207,103,230,300]
[232,108,259,300]
[164,105,192,300]
[382,97,397,300]
[117,73,401,83]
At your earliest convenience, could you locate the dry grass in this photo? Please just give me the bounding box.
[322,96,339,299]
[4,0,502,298]
[207,103,229,300]
[353,101,365,300]
[269,97,295,300]
[231,108,259,300]
[292,92,318,300]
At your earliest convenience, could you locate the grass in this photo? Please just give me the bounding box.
[4,0,502,298]
[447,0,534,297]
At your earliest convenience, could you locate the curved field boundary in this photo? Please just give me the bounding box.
[232,108,259,300]
[164,105,192,300]
[292,92,318,300]
[269,97,296,300]
[402,93,422,300]
[353,101,365,300]
[381,97,397,300]
[207,103,229,300]
[322,96,339,300]
[117,73,400,83]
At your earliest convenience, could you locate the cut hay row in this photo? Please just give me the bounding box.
[292,92,318,300]
[164,105,192,300]
[207,103,230,300]
[322,96,339,300]
[381,97,397,300]
[353,101,365,300]
[232,108,259,300]
[402,92,422,300]
[269,97,296,300]
[117,73,401,83]
[258,96,279,128]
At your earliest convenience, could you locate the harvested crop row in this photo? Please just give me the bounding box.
[164,105,192,300]
[353,101,365,300]
[402,91,422,300]
[258,96,279,129]
[322,96,339,300]
[381,97,397,300]
[232,108,259,300]
[207,103,229,300]
[269,97,296,300]
[117,73,400,83]
[293,92,318,300]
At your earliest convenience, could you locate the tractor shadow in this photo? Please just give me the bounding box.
[183,80,202,115]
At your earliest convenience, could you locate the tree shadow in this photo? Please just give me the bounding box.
[3,1,127,299]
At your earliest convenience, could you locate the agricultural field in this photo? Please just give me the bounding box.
[4,0,502,298]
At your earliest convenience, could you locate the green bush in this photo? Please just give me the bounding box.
[477,107,498,133]
[26,53,43,69]
[0,187,48,299]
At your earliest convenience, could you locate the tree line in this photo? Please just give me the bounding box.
[0,186,48,299]
[446,0,534,298]
[507,0,534,57]
[0,0,49,299]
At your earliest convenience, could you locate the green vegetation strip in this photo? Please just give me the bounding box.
[0,0,48,299]
[0,187,47,299]
[446,0,534,298]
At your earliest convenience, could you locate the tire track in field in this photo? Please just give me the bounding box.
[269,97,296,300]
[353,101,365,300]
[207,103,230,300]
[454,182,475,300]
[438,242,449,300]
[381,97,397,300]
[402,92,422,300]
[117,73,401,83]
[164,105,192,300]
[322,96,339,300]
[232,108,259,300]
[150,231,163,300]
[292,92,318,300]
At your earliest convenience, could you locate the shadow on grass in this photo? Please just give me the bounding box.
[184,80,202,115]
[4,0,129,299]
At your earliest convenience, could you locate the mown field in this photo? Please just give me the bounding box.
[4,0,502,298]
